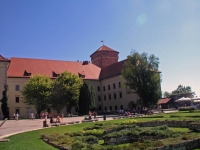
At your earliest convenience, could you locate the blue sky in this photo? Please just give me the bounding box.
[0,0,200,96]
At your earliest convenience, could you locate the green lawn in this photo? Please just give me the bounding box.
[0,111,200,150]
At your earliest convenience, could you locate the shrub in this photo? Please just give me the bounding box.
[71,141,88,150]
[143,115,164,118]
[121,119,137,125]
[64,131,83,137]
[189,110,200,113]
[81,129,104,137]
[82,135,98,142]
[179,107,195,111]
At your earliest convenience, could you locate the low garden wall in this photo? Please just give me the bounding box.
[136,120,194,128]
[155,138,200,150]
[104,135,163,145]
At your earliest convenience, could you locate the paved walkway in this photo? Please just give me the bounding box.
[0,109,178,139]
[0,115,114,139]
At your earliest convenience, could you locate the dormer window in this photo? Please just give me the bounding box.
[23,70,31,76]
[52,71,60,77]
[78,72,85,78]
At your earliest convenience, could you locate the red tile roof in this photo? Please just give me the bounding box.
[158,98,171,104]
[7,57,101,80]
[100,59,126,80]
[90,45,119,57]
[0,55,10,62]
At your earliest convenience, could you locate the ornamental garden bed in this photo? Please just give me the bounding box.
[41,119,200,150]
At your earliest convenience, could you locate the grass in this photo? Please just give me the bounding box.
[0,111,200,150]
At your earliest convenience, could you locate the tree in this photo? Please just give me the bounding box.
[171,85,195,97]
[0,85,9,120]
[165,85,195,98]
[122,51,162,107]
[163,91,170,98]
[50,71,83,113]
[78,81,95,115]
[21,75,52,115]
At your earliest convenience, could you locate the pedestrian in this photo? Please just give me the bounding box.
[93,111,97,119]
[15,113,19,121]
[61,112,64,121]
[13,113,15,120]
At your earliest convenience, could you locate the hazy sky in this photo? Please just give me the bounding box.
[0,0,200,96]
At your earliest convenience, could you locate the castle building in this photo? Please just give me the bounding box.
[0,45,139,118]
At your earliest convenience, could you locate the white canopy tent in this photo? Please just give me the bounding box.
[192,96,200,103]
[175,97,192,102]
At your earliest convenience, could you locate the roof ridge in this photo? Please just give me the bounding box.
[10,57,86,63]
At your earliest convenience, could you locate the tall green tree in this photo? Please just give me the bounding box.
[122,51,162,107]
[164,85,195,98]
[0,85,9,120]
[50,71,83,113]
[21,75,52,114]
[78,81,95,115]
[172,85,195,96]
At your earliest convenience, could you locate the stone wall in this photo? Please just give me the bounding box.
[155,138,200,150]
[136,120,194,128]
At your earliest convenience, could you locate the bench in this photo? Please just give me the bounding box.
[50,123,60,126]
[0,118,7,127]
[81,119,98,123]
[67,121,80,124]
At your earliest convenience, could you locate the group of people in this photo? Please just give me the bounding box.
[40,112,48,120]
[50,115,62,123]
[85,111,97,120]
[13,113,19,121]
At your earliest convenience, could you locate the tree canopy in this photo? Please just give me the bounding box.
[122,51,162,107]
[0,85,9,119]
[21,75,52,114]
[78,81,95,115]
[163,84,195,98]
[50,71,83,113]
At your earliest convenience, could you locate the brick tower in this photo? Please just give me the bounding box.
[90,45,119,68]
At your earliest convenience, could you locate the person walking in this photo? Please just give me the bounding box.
[61,112,64,121]
[15,113,19,121]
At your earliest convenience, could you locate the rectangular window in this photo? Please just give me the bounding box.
[109,94,111,100]
[119,92,122,98]
[75,107,78,112]
[98,106,102,111]
[113,83,116,89]
[108,85,110,90]
[98,96,101,101]
[114,93,116,99]
[97,86,100,91]
[104,95,106,101]
[15,109,20,114]
[105,107,107,111]
[15,97,19,103]
[110,106,112,111]
[121,105,123,109]
[103,86,105,91]
[115,106,117,110]
[119,82,121,88]
[15,85,20,91]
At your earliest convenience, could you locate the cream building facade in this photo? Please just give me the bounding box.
[0,55,10,119]
[0,45,140,118]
